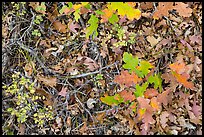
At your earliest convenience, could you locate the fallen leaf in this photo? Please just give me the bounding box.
[87,98,96,109]
[19,123,25,135]
[146,36,162,47]
[144,88,159,99]
[24,61,35,76]
[68,21,80,33]
[36,74,57,87]
[118,90,136,102]
[58,86,68,97]
[114,70,142,87]
[153,2,174,19]
[52,20,67,33]
[96,112,106,124]
[150,97,161,111]
[160,111,169,128]
[157,88,172,106]
[174,2,192,18]
[83,57,99,71]
[169,61,186,74]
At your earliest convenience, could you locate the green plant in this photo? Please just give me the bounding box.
[34,15,43,25]
[32,29,41,37]
[3,72,54,127]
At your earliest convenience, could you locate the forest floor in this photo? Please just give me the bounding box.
[2,2,202,135]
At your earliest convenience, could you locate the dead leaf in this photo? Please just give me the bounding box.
[83,57,99,71]
[36,74,57,87]
[150,97,161,111]
[87,98,96,109]
[52,20,67,33]
[58,86,68,97]
[153,2,174,19]
[160,111,169,128]
[114,70,142,87]
[174,2,192,18]
[144,88,158,99]
[19,123,25,135]
[146,36,161,47]
[24,61,35,76]
[96,112,106,124]
[68,21,80,33]
[118,90,136,102]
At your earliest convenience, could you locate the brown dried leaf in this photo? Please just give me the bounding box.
[114,70,142,87]
[52,21,67,33]
[144,88,158,99]
[174,2,192,18]
[150,97,161,111]
[58,86,68,97]
[68,21,80,33]
[119,90,136,102]
[146,36,161,47]
[153,2,174,19]
[83,57,99,71]
[36,75,57,87]
[24,61,35,76]
[160,111,169,129]
[157,88,172,106]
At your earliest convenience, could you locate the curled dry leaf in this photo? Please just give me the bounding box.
[87,98,96,109]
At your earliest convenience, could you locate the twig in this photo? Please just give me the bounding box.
[59,61,119,79]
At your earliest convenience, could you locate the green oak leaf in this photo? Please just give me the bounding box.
[147,73,162,92]
[134,82,149,97]
[122,52,139,73]
[108,14,119,24]
[86,14,99,39]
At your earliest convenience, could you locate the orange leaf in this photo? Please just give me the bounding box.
[138,108,146,120]
[169,61,186,74]
[144,88,158,99]
[52,21,67,33]
[153,2,173,19]
[114,70,142,87]
[118,90,136,102]
[101,9,113,23]
[150,97,161,111]
[173,2,192,17]
[172,71,195,90]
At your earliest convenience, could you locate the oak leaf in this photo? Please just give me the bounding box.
[52,20,67,33]
[153,2,174,19]
[58,86,68,97]
[114,70,142,87]
[174,2,192,18]
[36,75,57,87]
[171,71,195,90]
[68,21,80,33]
[118,90,136,102]
[150,97,161,111]
[144,88,158,99]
